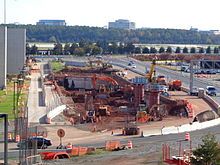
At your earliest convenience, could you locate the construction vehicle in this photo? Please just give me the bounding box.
[168,80,182,91]
[136,111,152,123]
[157,75,166,85]
[95,105,110,116]
[146,59,156,82]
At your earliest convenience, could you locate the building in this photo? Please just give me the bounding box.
[37,20,66,26]
[0,27,26,89]
[108,19,135,30]
[0,27,7,89]
[7,28,26,74]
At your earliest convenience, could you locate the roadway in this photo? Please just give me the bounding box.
[106,56,220,103]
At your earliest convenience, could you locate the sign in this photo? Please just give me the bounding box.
[132,77,148,84]
[57,129,65,138]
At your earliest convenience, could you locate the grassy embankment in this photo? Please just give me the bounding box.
[50,61,65,72]
[0,80,30,120]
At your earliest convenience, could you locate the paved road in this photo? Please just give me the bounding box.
[107,56,220,103]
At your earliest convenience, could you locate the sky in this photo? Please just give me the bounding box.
[0,0,220,30]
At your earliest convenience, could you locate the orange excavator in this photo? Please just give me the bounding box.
[92,74,118,89]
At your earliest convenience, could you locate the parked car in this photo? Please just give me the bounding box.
[206,86,217,96]
[17,137,52,149]
[189,87,199,96]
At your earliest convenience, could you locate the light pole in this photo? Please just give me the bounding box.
[4,0,6,24]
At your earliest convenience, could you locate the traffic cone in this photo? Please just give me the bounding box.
[127,140,133,149]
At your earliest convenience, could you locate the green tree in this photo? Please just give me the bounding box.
[70,43,78,54]
[134,47,141,54]
[49,36,57,43]
[30,44,38,55]
[190,47,196,53]
[91,45,102,55]
[206,46,211,54]
[142,47,150,54]
[183,47,188,53]
[199,47,205,53]
[26,43,31,55]
[124,43,135,54]
[64,43,71,55]
[108,42,118,54]
[175,47,181,53]
[53,43,63,55]
[74,48,85,56]
[191,134,220,165]
[166,46,172,53]
[150,47,157,54]
[214,47,219,54]
[159,47,165,53]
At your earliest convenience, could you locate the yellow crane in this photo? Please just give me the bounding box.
[146,59,156,82]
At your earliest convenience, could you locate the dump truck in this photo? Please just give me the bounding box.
[168,80,182,91]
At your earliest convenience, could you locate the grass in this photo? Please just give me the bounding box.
[0,80,30,120]
[51,61,65,72]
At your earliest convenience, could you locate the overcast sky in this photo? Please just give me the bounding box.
[0,0,219,30]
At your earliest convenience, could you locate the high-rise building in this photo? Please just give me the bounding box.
[37,20,66,26]
[108,19,135,30]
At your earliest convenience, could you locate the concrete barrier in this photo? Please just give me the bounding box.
[47,105,66,120]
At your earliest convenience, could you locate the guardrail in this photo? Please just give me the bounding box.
[143,117,220,137]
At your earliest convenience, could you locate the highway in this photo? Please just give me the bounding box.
[107,56,220,103]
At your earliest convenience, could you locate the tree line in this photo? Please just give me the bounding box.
[3,24,220,44]
[26,42,220,56]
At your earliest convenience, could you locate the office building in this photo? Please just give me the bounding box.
[37,20,66,26]
[108,19,135,30]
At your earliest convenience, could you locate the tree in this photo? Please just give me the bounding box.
[150,47,157,54]
[64,43,71,55]
[124,43,135,54]
[183,47,188,53]
[53,43,63,55]
[134,47,141,54]
[70,43,78,54]
[214,47,219,54]
[206,46,211,54]
[74,48,85,56]
[166,46,173,53]
[30,44,38,55]
[159,47,165,53]
[91,45,102,55]
[142,47,150,54]
[199,47,205,53]
[175,47,181,53]
[190,47,196,53]
[191,134,220,165]
[26,43,31,55]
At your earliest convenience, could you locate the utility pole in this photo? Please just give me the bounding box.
[4,0,6,24]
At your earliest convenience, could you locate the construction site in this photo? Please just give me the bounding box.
[39,58,213,135]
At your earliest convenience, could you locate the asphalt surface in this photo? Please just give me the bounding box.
[107,56,220,103]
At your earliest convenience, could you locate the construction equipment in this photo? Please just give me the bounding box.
[168,80,182,91]
[157,75,166,85]
[146,59,156,82]
[136,111,152,123]
[96,105,110,116]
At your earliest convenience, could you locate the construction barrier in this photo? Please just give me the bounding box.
[105,141,120,151]
[15,135,20,142]
[67,146,89,156]
[66,143,72,150]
